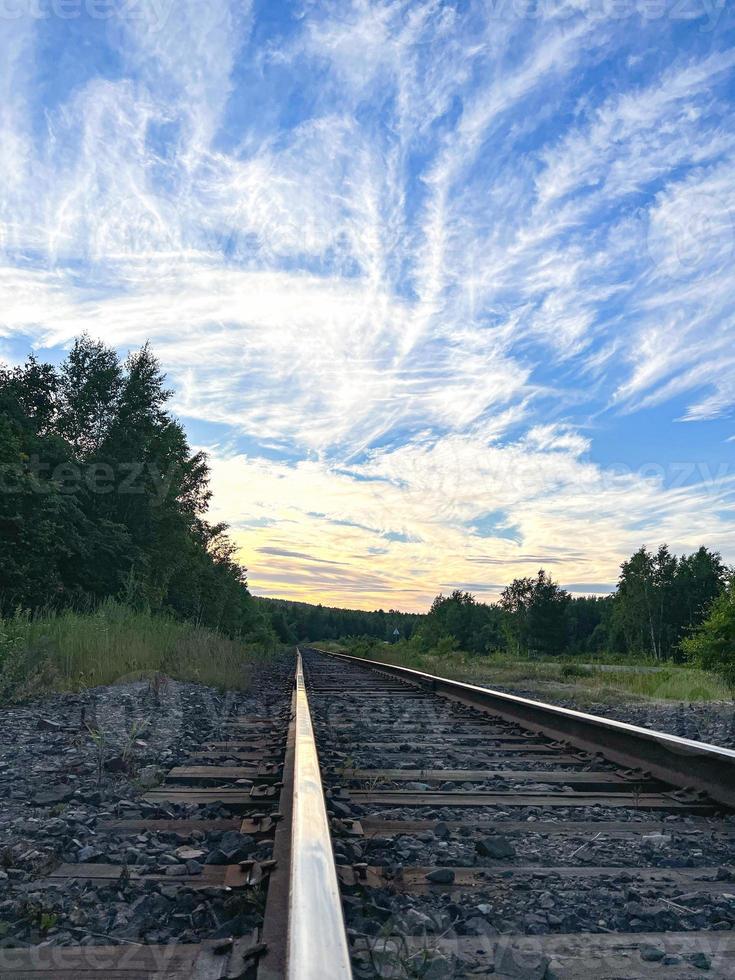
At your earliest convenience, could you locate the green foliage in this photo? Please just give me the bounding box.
[565,595,619,655]
[257,597,420,644]
[682,579,735,688]
[413,590,504,655]
[2,336,729,688]
[307,543,727,675]
[0,336,274,647]
[613,545,726,660]
[0,600,274,700]
[339,635,385,659]
[334,639,729,703]
[559,662,594,679]
[500,570,570,656]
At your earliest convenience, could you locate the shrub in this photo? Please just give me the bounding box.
[682,581,735,689]
[560,663,594,679]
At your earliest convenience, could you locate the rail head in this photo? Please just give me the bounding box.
[288,650,353,980]
[319,649,735,809]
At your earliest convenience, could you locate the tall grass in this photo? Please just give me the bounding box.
[321,639,731,703]
[0,600,276,701]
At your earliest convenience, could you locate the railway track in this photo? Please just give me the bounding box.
[2,648,735,978]
[303,648,735,979]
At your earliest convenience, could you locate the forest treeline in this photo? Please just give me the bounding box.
[2,337,732,678]
[256,597,421,645]
[0,337,273,645]
[262,546,730,665]
[410,543,729,663]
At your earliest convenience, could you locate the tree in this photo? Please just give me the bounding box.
[412,591,506,655]
[0,338,271,645]
[682,578,735,687]
[613,545,726,660]
[674,547,727,638]
[58,336,123,456]
[255,597,421,644]
[500,570,570,656]
[565,595,616,655]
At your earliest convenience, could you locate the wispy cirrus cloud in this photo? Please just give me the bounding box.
[1,1,734,609]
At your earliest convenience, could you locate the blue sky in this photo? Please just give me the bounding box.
[1,0,734,610]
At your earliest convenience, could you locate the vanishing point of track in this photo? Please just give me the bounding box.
[3,649,735,978]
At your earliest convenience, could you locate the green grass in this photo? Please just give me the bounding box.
[317,640,731,703]
[0,600,277,701]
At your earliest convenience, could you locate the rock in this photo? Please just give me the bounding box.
[205,849,229,866]
[690,952,712,971]
[138,766,164,789]
[175,847,206,861]
[33,786,73,806]
[77,845,104,863]
[640,944,665,962]
[404,908,435,932]
[185,860,204,875]
[476,835,516,859]
[219,833,256,861]
[523,913,547,930]
[330,801,352,818]
[545,961,563,980]
[425,868,455,884]
[43,818,68,837]
[464,915,497,936]
[37,719,64,732]
[494,943,549,979]
[641,833,671,848]
[76,790,102,806]
[103,755,128,774]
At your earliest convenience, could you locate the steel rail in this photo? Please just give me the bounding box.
[287,650,353,980]
[321,650,735,809]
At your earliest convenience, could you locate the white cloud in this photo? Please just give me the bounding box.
[206,429,735,610]
[1,1,734,606]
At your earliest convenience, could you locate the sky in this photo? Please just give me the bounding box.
[1,0,734,612]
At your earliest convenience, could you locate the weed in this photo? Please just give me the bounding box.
[121,718,149,775]
[39,912,58,934]
[0,600,277,702]
[86,726,107,786]
[318,641,731,703]
[18,900,59,935]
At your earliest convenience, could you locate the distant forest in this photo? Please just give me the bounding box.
[1,337,731,667]
[256,597,421,645]
[404,544,728,663]
[262,544,729,664]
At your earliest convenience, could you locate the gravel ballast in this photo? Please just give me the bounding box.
[0,657,293,950]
